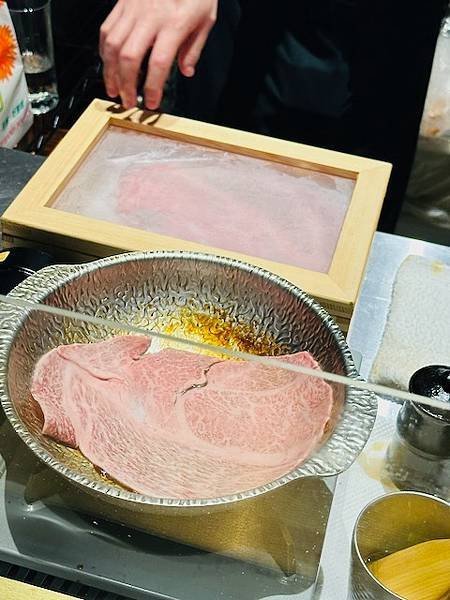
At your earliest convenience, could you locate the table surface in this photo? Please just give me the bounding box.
[318,231,450,600]
[0,148,45,217]
[0,148,449,599]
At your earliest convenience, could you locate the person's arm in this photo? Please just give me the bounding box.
[99,0,218,110]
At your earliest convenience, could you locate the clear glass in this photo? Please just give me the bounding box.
[51,127,355,273]
[8,0,59,114]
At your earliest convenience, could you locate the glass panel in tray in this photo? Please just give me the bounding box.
[51,126,355,272]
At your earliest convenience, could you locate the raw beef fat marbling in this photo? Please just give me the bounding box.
[31,336,333,499]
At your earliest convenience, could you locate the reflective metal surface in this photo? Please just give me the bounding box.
[0,251,376,510]
[349,491,450,600]
[0,409,334,596]
[320,232,450,599]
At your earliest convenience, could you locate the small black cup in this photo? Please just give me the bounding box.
[397,365,450,458]
[383,366,450,500]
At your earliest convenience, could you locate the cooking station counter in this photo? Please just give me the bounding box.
[0,147,449,599]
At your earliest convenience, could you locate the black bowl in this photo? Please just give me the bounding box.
[0,247,55,294]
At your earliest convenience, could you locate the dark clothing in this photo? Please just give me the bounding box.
[173,0,447,231]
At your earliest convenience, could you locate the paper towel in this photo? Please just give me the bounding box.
[370,254,450,390]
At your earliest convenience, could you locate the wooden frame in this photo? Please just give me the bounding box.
[2,99,391,326]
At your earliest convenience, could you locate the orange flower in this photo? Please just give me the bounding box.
[0,24,16,81]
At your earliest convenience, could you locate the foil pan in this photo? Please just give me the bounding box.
[0,251,377,510]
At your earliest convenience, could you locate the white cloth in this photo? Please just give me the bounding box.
[370,254,450,390]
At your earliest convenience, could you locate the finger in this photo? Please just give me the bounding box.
[106,72,121,101]
[103,56,121,100]
[177,23,213,78]
[144,29,185,110]
[99,3,123,60]
[99,4,124,98]
[118,25,156,109]
[103,62,120,100]
[102,17,136,100]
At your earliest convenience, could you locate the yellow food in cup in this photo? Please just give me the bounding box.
[368,539,450,600]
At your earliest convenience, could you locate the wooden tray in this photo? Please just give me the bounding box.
[2,99,391,327]
[0,577,71,600]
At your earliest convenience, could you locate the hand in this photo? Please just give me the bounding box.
[100,0,217,111]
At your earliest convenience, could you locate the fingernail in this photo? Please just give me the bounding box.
[145,95,159,110]
[120,94,133,109]
[185,66,195,77]
[104,81,115,97]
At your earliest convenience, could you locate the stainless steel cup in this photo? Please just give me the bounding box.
[349,491,450,599]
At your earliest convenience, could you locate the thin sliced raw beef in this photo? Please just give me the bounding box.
[53,129,353,273]
[31,336,333,499]
[57,335,150,380]
[31,336,150,447]
[115,158,349,273]
[31,347,78,447]
[182,353,331,465]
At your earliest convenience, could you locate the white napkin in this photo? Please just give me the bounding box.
[370,254,450,390]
